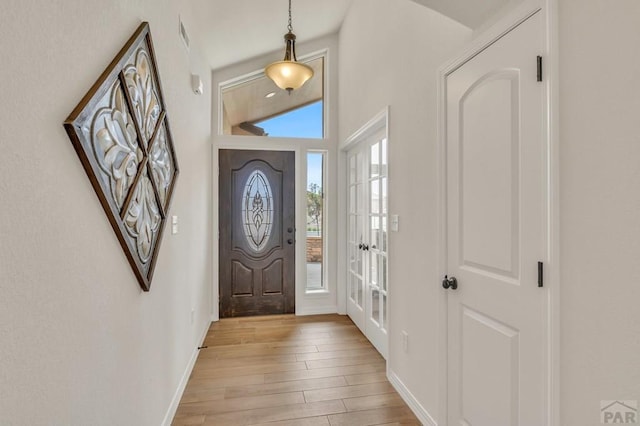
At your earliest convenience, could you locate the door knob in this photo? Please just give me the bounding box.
[362,244,369,251]
[287,239,293,245]
[359,243,363,249]
[287,227,294,233]
[442,275,458,290]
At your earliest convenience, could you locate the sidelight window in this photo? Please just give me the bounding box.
[306,152,326,290]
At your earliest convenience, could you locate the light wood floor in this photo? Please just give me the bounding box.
[172,314,421,426]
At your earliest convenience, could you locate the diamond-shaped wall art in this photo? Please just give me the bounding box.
[64,22,179,291]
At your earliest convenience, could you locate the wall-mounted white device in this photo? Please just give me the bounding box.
[191,74,203,95]
[391,214,399,232]
[171,215,179,235]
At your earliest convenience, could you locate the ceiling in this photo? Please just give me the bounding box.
[191,0,518,71]
[408,0,512,29]
[192,0,354,70]
[191,0,518,115]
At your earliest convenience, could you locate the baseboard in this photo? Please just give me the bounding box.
[161,319,210,426]
[295,305,338,316]
[388,370,438,426]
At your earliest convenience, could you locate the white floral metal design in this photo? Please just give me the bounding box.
[91,81,142,210]
[124,172,161,264]
[124,48,161,143]
[149,124,173,208]
[65,23,179,290]
[242,170,274,252]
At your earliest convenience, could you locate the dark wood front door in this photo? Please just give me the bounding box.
[219,150,295,317]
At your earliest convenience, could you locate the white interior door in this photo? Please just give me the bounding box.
[347,131,388,358]
[445,11,549,425]
[347,149,366,331]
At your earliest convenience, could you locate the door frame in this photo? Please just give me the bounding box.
[340,107,390,351]
[211,35,341,320]
[214,146,301,320]
[213,141,339,320]
[218,149,296,317]
[436,0,560,424]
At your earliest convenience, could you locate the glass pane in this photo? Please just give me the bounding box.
[370,252,378,286]
[222,57,324,138]
[357,244,363,276]
[242,170,274,252]
[349,186,356,214]
[258,101,323,138]
[349,155,356,183]
[381,177,388,214]
[372,289,380,323]
[306,152,324,290]
[370,143,380,178]
[349,243,358,273]
[356,152,363,183]
[370,216,380,250]
[353,183,359,214]
[357,277,364,308]
[381,138,388,175]
[350,273,357,302]
[382,294,388,330]
[382,216,388,252]
[382,256,387,291]
[370,179,380,214]
[349,215,356,242]
[306,260,323,290]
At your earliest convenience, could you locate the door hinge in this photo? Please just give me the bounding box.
[536,56,543,82]
[538,261,544,287]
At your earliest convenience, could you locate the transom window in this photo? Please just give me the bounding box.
[221,57,324,139]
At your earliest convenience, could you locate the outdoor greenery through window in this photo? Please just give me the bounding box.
[306,152,324,290]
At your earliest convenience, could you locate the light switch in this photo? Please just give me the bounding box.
[391,214,399,232]
[171,215,178,235]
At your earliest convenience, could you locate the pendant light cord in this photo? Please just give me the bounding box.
[287,0,293,32]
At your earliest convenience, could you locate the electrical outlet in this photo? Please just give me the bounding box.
[402,331,409,353]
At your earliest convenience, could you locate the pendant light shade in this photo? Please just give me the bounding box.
[265,0,314,93]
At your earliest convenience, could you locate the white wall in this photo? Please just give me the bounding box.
[338,0,471,421]
[559,1,640,424]
[0,1,212,424]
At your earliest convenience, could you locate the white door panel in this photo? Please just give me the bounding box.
[446,11,548,426]
[347,131,388,358]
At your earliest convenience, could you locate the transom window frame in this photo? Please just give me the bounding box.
[216,49,329,140]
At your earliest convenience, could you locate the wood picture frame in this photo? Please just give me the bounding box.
[64,22,179,291]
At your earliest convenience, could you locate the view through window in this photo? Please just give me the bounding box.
[256,101,323,138]
[306,152,324,290]
[221,57,324,138]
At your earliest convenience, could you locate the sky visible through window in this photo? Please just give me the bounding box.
[307,153,323,191]
[258,100,323,188]
[257,101,323,139]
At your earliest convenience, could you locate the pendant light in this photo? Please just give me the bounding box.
[265,0,314,94]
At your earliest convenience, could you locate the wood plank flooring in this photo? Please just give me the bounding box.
[172,314,420,426]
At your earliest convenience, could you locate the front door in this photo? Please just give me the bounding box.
[219,149,295,317]
[347,130,389,358]
[445,11,549,425]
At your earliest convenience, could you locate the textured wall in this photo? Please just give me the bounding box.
[559,1,640,424]
[339,0,471,421]
[0,0,212,424]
